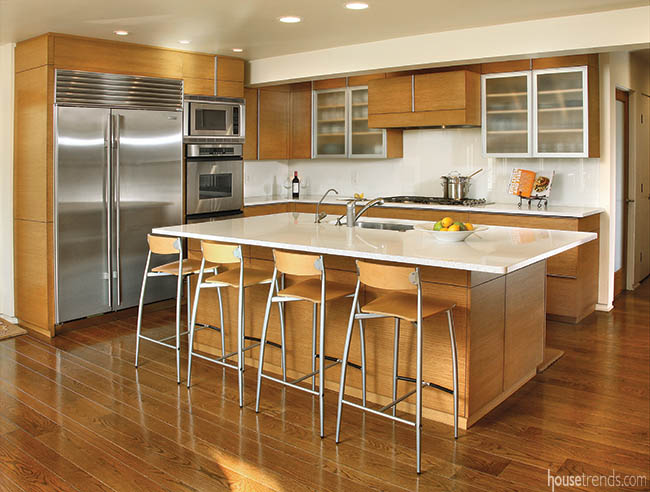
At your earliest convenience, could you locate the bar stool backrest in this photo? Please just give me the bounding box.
[201,241,241,264]
[356,261,417,291]
[273,250,321,276]
[147,234,181,255]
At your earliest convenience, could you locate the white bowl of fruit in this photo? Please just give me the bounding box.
[414,216,487,242]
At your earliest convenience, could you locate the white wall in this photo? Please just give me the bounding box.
[248,6,650,85]
[245,128,601,207]
[0,43,15,321]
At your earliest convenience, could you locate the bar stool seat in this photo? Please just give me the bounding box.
[362,292,450,322]
[278,278,353,303]
[152,259,218,276]
[205,267,273,288]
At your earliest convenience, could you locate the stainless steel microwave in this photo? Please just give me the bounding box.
[183,95,245,142]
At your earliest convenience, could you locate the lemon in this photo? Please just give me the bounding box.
[453,221,467,231]
[433,221,443,231]
[464,222,474,231]
[448,224,461,232]
[440,227,449,231]
[441,217,454,228]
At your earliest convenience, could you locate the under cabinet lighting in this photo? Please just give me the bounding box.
[113,30,129,36]
[345,2,369,9]
[279,16,301,23]
[232,48,243,53]
[178,40,191,45]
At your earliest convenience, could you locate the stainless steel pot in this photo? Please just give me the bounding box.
[443,169,482,200]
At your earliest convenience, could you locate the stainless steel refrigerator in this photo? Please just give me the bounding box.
[54,70,183,324]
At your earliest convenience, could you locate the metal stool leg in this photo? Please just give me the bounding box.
[447,308,458,439]
[174,263,183,384]
[357,300,367,406]
[276,277,287,382]
[186,275,191,330]
[318,270,327,438]
[216,286,226,358]
[415,285,423,474]
[311,303,317,391]
[187,266,205,388]
[135,250,151,368]
[392,317,400,417]
[335,280,361,443]
[237,281,245,407]
[255,269,277,413]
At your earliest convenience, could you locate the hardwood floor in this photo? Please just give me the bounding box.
[1,280,648,491]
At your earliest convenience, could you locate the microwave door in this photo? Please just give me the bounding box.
[190,104,233,136]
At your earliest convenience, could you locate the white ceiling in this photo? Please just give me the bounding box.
[0,0,646,60]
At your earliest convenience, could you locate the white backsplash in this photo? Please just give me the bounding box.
[244,128,601,207]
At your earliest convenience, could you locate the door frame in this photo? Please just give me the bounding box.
[614,89,630,299]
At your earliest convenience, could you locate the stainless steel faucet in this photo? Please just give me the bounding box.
[354,198,385,225]
[315,188,339,223]
[337,197,385,227]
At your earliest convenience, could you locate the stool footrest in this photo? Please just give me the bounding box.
[315,354,362,370]
[289,360,340,385]
[341,399,416,427]
[378,388,417,413]
[396,375,454,394]
[190,350,238,370]
[137,334,177,350]
[245,335,282,350]
[195,323,222,332]
[261,373,319,396]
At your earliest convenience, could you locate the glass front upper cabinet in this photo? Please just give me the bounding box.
[533,66,588,157]
[482,71,532,157]
[482,66,589,158]
[313,88,347,158]
[312,86,387,158]
[349,87,385,158]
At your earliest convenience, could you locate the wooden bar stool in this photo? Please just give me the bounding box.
[135,234,217,384]
[335,261,458,474]
[255,250,366,438]
[187,241,285,408]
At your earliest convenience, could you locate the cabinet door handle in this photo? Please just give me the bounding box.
[625,199,635,204]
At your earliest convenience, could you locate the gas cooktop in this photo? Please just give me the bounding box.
[383,196,490,206]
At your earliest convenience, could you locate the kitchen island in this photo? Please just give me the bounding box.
[153,213,596,428]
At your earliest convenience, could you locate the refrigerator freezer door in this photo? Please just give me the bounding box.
[55,106,112,323]
[113,109,183,309]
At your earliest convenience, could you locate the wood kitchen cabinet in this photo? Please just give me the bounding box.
[216,56,245,97]
[368,70,480,128]
[244,83,313,160]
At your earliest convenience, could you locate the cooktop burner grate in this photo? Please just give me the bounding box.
[383,196,489,206]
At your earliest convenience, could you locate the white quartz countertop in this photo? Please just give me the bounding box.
[243,194,603,218]
[153,213,597,275]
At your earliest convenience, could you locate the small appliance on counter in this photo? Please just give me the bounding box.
[185,143,244,223]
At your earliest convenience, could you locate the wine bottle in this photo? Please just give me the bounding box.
[292,171,300,199]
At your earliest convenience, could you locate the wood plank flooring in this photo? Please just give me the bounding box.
[1,280,648,491]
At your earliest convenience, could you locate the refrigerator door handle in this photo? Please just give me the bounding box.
[105,116,113,308]
[114,113,122,306]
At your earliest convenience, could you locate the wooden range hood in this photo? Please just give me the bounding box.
[368,70,480,128]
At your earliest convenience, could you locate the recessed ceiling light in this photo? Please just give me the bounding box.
[113,30,129,36]
[232,48,244,53]
[178,40,191,45]
[279,16,301,23]
[345,2,369,9]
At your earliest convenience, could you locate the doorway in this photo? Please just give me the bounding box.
[614,89,630,299]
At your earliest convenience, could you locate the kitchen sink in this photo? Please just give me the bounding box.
[356,221,414,232]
